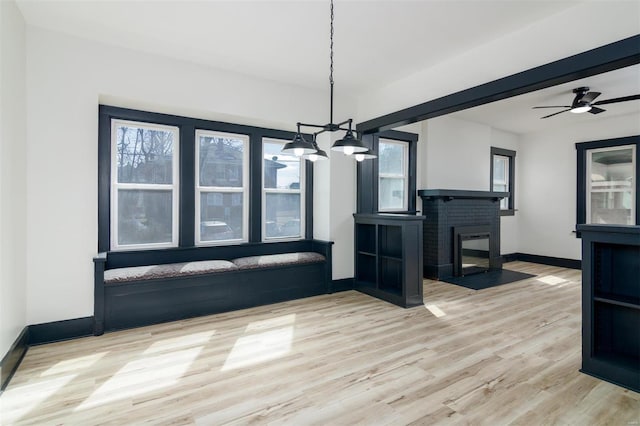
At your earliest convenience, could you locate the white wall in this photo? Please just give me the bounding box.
[25,27,356,324]
[312,131,357,280]
[0,0,27,356]
[518,112,640,260]
[356,1,640,123]
[420,115,520,255]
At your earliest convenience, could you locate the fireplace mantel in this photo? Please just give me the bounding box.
[417,189,508,201]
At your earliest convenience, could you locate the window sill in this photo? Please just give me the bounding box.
[500,209,516,216]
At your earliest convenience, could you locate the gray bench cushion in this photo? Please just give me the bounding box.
[231,252,326,270]
[104,260,238,284]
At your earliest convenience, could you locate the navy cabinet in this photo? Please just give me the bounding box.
[354,214,424,308]
[578,224,640,392]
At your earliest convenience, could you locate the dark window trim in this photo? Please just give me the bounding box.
[490,147,516,216]
[575,135,639,237]
[356,129,418,214]
[98,105,313,252]
[356,35,640,134]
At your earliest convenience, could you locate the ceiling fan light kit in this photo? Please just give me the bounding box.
[282,0,375,162]
[533,86,640,119]
[570,105,592,114]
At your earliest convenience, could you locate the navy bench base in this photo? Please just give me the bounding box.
[94,240,333,334]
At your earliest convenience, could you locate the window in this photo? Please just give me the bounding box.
[356,130,417,214]
[99,105,313,252]
[576,136,639,233]
[586,144,636,225]
[111,120,179,250]
[490,147,516,215]
[195,130,249,245]
[378,139,409,211]
[262,138,305,240]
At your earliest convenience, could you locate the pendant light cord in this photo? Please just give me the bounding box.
[329,0,334,125]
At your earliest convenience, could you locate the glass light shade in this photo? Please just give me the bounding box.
[331,130,368,154]
[571,104,592,114]
[304,148,329,162]
[354,150,377,162]
[282,133,316,155]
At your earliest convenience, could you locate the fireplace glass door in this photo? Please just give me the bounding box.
[460,234,490,275]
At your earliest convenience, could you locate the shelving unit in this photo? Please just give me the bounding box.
[577,224,640,392]
[354,213,424,308]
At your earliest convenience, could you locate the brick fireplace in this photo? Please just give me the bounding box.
[418,190,508,279]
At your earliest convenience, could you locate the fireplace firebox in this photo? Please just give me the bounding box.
[453,225,495,276]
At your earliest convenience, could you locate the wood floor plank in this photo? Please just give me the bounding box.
[1,262,638,425]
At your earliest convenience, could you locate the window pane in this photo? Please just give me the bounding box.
[116,125,174,184]
[265,193,301,238]
[263,142,300,189]
[117,190,173,245]
[500,197,509,210]
[200,192,243,241]
[590,147,634,224]
[379,141,405,175]
[493,155,509,187]
[590,192,633,224]
[379,177,405,210]
[199,134,245,187]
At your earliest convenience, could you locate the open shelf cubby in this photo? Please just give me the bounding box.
[379,225,402,259]
[578,225,640,393]
[353,213,425,308]
[379,257,403,294]
[593,301,640,372]
[593,243,640,304]
[356,253,377,285]
[356,223,376,255]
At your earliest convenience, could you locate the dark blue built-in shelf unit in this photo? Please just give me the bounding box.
[353,213,425,308]
[577,224,640,393]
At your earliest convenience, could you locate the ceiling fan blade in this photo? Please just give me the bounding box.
[540,109,571,119]
[594,94,640,106]
[580,92,601,103]
[532,105,571,109]
[589,106,606,114]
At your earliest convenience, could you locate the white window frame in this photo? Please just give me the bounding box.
[378,138,409,212]
[110,119,180,251]
[195,129,250,245]
[262,137,305,242]
[586,144,636,225]
[493,154,510,210]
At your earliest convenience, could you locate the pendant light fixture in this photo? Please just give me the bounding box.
[282,0,375,161]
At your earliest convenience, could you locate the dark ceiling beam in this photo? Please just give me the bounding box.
[357,34,640,134]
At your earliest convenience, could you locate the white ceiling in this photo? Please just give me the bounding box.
[15,0,640,133]
[16,0,580,96]
[452,64,640,134]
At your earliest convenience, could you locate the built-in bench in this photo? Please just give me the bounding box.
[93,239,333,334]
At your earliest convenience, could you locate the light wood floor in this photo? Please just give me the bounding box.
[1,262,639,425]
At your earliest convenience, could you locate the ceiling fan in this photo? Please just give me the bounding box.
[533,86,640,119]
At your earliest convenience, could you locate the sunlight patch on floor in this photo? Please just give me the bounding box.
[75,347,202,411]
[425,304,446,318]
[222,314,296,372]
[2,374,77,422]
[41,352,107,377]
[144,330,215,354]
[537,275,568,286]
